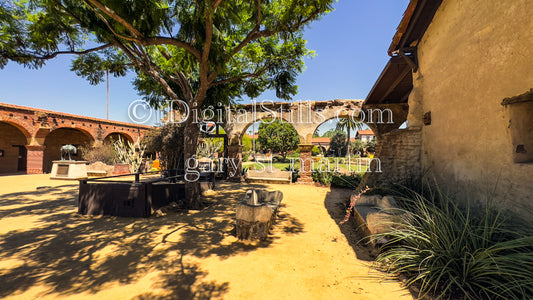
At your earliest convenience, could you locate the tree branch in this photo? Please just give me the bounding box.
[210,63,270,87]
[83,0,143,38]
[227,0,261,59]
[7,43,114,61]
[143,37,201,60]
[213,0,223,10]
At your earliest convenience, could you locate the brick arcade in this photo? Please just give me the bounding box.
[0,102,152,174]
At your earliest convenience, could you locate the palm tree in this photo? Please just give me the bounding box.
[336,118,363,156]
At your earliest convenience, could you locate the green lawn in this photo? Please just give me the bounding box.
[242,160,369,174]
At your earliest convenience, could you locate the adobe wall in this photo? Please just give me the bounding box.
[407,0,533,214]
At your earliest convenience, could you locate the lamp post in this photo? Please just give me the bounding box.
[106,69,109,120]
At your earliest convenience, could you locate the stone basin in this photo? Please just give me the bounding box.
[236,189,283,240]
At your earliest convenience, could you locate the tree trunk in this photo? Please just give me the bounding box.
[346,125,351,157]
[183,117,202,209]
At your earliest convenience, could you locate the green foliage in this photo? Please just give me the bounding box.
[311,145,321,156]
[373,181,533,300]
[142,123,184,170]
[330,173,362,189]
[350,140,365,156]
[366,140,376,153]
[257,120,299,160]
[196,138,222,159]
[329,131,347,157]
[335,117,363,154]
[242,151,251,162]
[1,0,335,107]
[242,134,253,152]
[284,166,300,183]
[312,170,333,185]
[321,128,342,138]
[113,137,146,173]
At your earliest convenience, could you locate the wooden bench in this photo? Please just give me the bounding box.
[245,169,292,184]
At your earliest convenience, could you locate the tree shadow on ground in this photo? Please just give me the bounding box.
[0,181,304,298]
[323,188,376,261]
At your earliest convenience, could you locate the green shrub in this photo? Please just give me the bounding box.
[242,151,250,162]
[372,182,533,300]
[330,173,362,189]
[284,166,300,182]
[311,145,321,156]
[312,170,333,185]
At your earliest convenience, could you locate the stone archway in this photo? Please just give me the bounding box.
[0,121,31,174]
[43,127,95,173]
[104,132,134,144]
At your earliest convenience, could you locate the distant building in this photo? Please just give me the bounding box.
[355,129,376,143]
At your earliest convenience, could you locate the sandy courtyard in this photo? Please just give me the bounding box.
[0,174,411,299]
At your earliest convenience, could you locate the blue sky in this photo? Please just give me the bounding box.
[0,0,409,131]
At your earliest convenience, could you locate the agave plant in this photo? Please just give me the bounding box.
[113,137,146,173]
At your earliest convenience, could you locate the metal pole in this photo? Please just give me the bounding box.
[252,99,256,154]
[106,69,109,120]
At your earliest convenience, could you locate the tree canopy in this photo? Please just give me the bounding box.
[329,130,346,157]
[257,119,298,160]
[0,0,335,207]
[1,0,335,108]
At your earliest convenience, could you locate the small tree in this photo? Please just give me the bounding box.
[257,120,299,161]
[329,131,347,157]
[322,129,339,138]
[350,140,365,156]
[365,140,377,154]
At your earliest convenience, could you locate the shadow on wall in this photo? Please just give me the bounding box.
[0,182,304,299]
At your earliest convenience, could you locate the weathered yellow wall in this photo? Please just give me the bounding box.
[407,0,533,213]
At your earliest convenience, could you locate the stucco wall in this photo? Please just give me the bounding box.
[407,0,533,213]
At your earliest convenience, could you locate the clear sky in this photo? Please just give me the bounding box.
[0,1,409,128]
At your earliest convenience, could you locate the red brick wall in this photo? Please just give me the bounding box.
[0,122,27,173]
[297,144,315,184]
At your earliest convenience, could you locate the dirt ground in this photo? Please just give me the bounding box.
[0,174,412,299]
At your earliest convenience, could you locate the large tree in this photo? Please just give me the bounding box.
[257,119,298,161]
[0,0,335,208]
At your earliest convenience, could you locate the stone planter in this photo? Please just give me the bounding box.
[236,189,283,240]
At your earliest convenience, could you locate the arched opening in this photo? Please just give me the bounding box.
[311,116,375,177]
[241,118,299,172]
[0,122,30,174]
[43,128,94,173]
[104,132,133,144]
